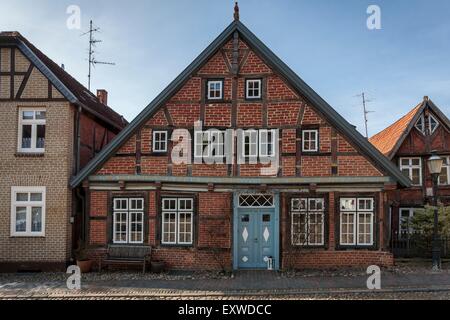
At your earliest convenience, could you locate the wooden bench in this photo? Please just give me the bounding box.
[100,245,152,273]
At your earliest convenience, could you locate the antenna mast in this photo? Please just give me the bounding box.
[82,20,115,91]
[356,92,375,138]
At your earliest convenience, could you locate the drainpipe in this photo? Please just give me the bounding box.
[75,105,82,175]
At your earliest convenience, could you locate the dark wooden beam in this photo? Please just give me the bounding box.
[10,48,15,99]
[15,63,33,100]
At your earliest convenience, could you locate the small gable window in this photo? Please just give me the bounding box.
[153,131,168,153]
[302,130,319,152]
[415,114,439,135]
[207,80,223,100]
[246,79,262,100]
[429,114,439,134]
[415,115,425,134]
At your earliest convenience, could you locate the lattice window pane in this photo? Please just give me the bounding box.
[239,194,274,207]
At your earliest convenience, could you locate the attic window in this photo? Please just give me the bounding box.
[415,115,425,134]
[429,114,439,134]
[415,114,439,135]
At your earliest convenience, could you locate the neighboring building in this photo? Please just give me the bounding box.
[71,13,411,271]
[370,97,450,238]
[0,32,126,271]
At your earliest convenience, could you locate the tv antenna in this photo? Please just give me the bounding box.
[81,20,115,91]
[355,92,375,138]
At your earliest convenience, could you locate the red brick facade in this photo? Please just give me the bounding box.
[83,30,398,271]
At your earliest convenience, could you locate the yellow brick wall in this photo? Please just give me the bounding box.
[0,46,75,264]
[0,101,74,263]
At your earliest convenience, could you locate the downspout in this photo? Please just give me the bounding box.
[71,105,83,261]
[74,105,82,175]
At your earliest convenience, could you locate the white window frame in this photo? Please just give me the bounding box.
[17,108,46,153]
[259,129,276,157]
[112,198,144,244]
[399,157,422,186]
[439,156,450,186]
[246,79,262,99]
[291,198,325,246]
[194,130,224,159]
[238,194,275,208]
[339,197,374,246]
[207,80,223,100]
[242,130,258,158]
[415,114,425,135]
[428,114,439,134]
[10,186,46,237]
[399,208,417,235]
[152,131,168,153]
[161,198,193,245]
[302,129,319,152]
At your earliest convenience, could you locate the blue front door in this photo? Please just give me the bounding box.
[236,207,277,269]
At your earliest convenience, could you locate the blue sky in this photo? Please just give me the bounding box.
[1,0,450,135]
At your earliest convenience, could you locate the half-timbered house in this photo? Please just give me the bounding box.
[71,12,411,271]
[0,32,126,271]
[370,97,450,238]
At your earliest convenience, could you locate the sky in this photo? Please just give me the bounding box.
[1,0,450,136]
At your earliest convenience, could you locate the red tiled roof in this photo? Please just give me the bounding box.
[0,31,127,130]
[369,103,423,157]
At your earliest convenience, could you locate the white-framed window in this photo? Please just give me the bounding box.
[399,157,422,186]
[428,114,439,134]
[113,198,144,244]
[339,198,374,246]
[415,115,425,134]
[291,198,325,246]
[194,130,224,159]
[439,156,450,186]
[152,131,168,153]
[242,130,258,158]
[207,80,223,100]
[415,114,440,135]
[18,108,46,153]
[399,208,417,236]
[246,79,262,99]
[11,187,46,237]
[302,130,318,152]
[259,129,276,157]
[162,198,193,245]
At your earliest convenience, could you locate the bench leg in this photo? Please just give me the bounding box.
[143,260,146,274]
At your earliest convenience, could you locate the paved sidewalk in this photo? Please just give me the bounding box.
[1,269,450,299]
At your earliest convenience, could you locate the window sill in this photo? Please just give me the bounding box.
[15,152,45,158]
[10,235,45,238]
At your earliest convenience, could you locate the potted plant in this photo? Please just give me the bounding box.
[75,240,93,273]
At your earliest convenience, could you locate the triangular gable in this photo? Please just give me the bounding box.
[370,98,450,159]
[0,32,126,130]
[70,20,411,188]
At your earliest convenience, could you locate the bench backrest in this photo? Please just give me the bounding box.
[107,245,152,259]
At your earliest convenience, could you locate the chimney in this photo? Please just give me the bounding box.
[97,89,108,105]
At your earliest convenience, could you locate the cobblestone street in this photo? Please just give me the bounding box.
[1,264,450,300]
